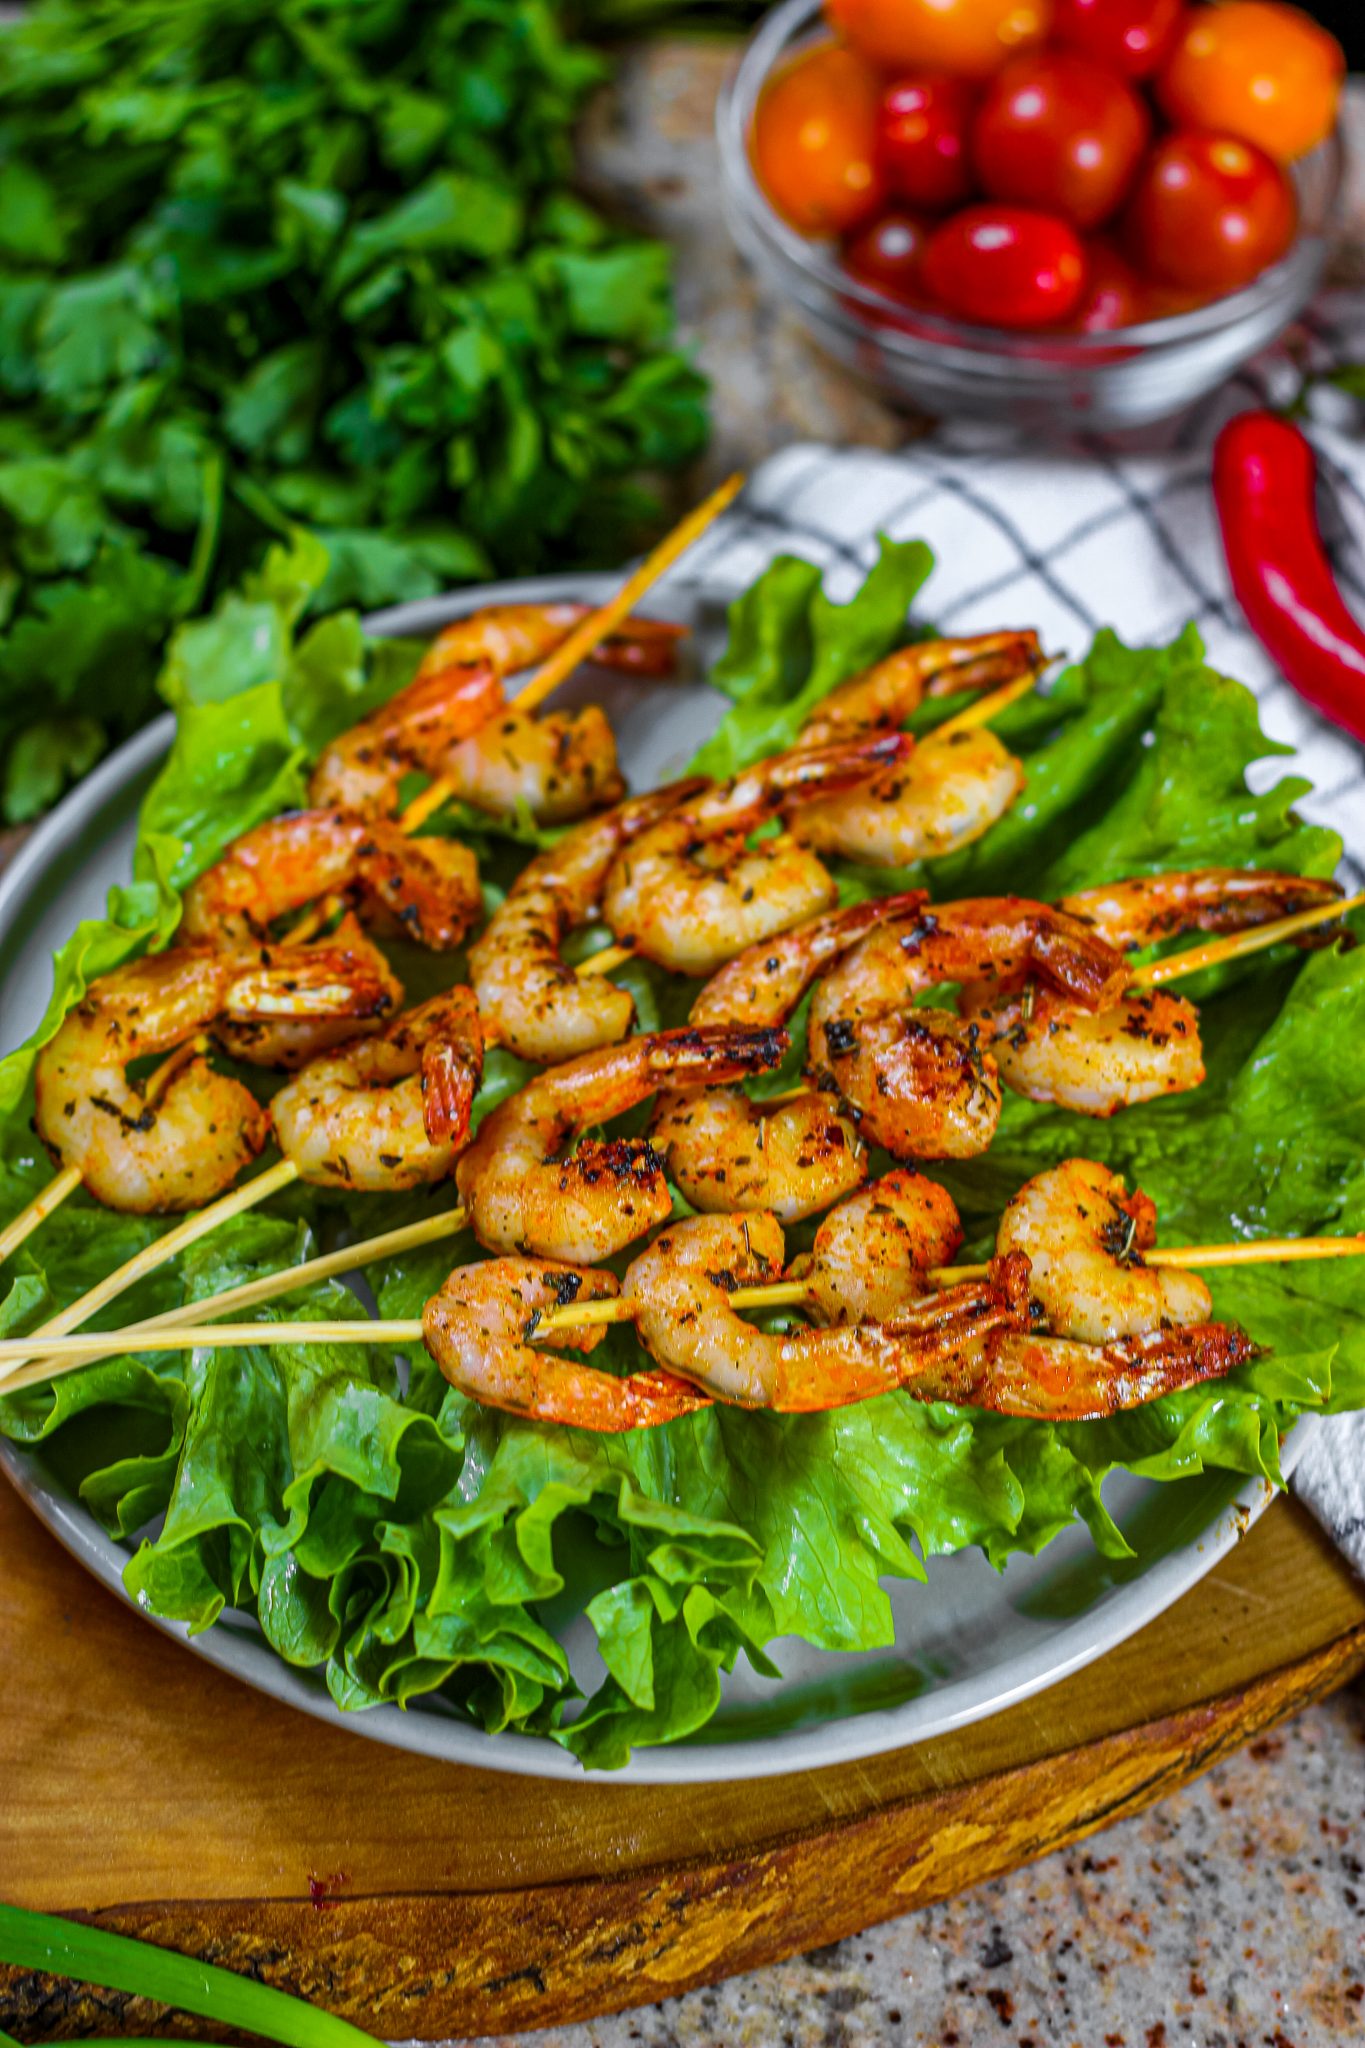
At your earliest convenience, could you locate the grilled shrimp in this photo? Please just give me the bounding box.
[808,898,1125,1158]
[623,1212,1031,1412]
[963,867,1344,1117]
[33,942,391,1212]
[423,1258,709,1432]
[795,726,1026,868]
[793,631,1038,866]
[601,735,911,977]
[455,1025,787,1264]
[800,631,1043,748]
[790,1171,964,1326]
[182,808,482,953]
[468,780,705,1065]
[956,1157,1258,1419]
[270,991,484,1193]
[437,705,624,825]
[652,897,926,1222]
[309,602,682,819]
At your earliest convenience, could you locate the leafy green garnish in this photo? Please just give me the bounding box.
[0,0,708,821]
[0,544,1360,1769]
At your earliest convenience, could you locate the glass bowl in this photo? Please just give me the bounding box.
[716,0,1344,432]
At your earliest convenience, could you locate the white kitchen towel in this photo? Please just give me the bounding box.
[670,290,1365,1571]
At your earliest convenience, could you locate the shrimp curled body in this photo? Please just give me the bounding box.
[602,736,911,978]
[455,1025,789,1264]
[33,942,388,1212]
[271,991,484,1193]
[423,1258,708,1432]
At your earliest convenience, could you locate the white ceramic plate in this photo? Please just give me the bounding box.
[0,572,1310,1785]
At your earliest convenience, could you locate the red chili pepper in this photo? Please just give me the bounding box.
[1213,409,1365,746]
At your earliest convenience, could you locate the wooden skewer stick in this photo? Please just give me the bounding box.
[0,1158,300,1384]
[1129,889,1365,989]
[122,1204,471,1340]
[934,664,1046,739]
[397,473,745,838]
[6,1233,1362,1387]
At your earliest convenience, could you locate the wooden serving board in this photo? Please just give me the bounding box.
[3,1475,1364,2041]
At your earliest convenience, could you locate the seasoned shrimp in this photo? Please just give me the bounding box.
[963,867,1344,1117]
[309,602,682,818]
[910,1321,1257,1420]
[800,631,1043,747]
[623,1212,1031,1412]
[33,942,391,1212]
[455,1024,788,1263]
[652,897,926,1222]
[468,780,705,1065]
[794,725,1026,868]
[791,1171,964,1326]
[808,898,1125,1158]
[423,1258,709,1432]
[1057,867,1343,952]
[212,914,403,1073]
[602,735,911,978]
[182,808,482,953]
[996,1157,1212,1341]
[436,704,624,825]
[271,991,484,1193]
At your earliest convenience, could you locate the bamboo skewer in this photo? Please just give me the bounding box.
[1129,889,1365,988]
[3,1232,1362,1393]
[0,1166,82,1267]
[934,664,1047,738]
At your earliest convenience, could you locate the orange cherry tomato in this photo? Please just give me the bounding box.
[972,51,1151,230]
[828,0,1053,81]
[1124,131,1297,293]
[1158,3,1343,163]
[752,41,887,234]
[921,204,1085,326]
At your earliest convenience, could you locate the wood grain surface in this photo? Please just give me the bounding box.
[3,1471,1364,2041]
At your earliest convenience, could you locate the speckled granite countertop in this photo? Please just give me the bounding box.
[464,43,1365,2048]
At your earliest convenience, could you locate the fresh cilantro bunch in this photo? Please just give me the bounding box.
[0,0,709,823]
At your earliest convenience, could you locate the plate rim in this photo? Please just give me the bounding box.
[0,569,1315,1785]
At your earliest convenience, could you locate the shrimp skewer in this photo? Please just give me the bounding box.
[651,896,928,1223]
[601,734,912,978]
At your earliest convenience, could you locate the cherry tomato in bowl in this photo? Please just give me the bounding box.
[921,204,1086,326]
[1158,3,1343,164]
[1051,0,1184,79]
[828,0,1053,80]
[972,50,1150,230]
[751,40,886,234]
[878,77,978,211]
[1124,130,1297,294]
[842,209,932,298]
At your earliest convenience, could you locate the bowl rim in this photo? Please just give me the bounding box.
[715,0,1345,358]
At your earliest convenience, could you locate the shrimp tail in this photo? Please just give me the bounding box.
[593,617,688,678]
[223,943,399,1021]
[773,731,915,801]
[645,1023,790,1086]
[420,992,486,1145]
[965,1320,1260,1420]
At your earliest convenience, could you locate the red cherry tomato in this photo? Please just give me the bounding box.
[1071,239,1146,330]
[1124,130,1297,293]
[1051,0,1185,79]
[971,51,1151,230]
[878,77,978,211]
[828,0,1053,80]
[921,204,1085,326]
[751,41,886,235]
[842,209,932,298]
[1158,3,1343,164]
